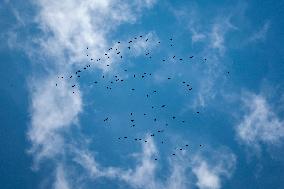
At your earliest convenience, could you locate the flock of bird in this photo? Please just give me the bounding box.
[56,35,211,161]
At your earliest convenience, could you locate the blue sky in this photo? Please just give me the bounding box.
[1,0,284,189]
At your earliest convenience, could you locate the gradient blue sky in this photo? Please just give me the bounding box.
[1,1,284,189]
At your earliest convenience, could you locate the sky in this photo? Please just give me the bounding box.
[1,0,284,189]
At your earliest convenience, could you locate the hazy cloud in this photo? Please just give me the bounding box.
[248,21,270,43]
[236,93,284,152]
[192,149,236,189]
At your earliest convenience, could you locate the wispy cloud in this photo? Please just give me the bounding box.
[28,76,82,167]
[236,92,284,152]
[18,1,241,188]
[72,137,161,188]
[248,21,270,43]
[169,3,241,110]
[71,137,236,189]
[192,148,236,189]
[33,0,157,67]
[53,165,71,189]
[25,0,158,186]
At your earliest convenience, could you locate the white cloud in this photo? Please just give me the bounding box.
[192,149,236,189]
[73,137,161,188]
[209,17,237,56]
[191,29,206,43]
[248,21,270,43]
[193,162,220,189]
[210,24,225,55]
[23,1,240,189]
[26,0,158,185]
[53,165,71,189]
[170,6,240,109]
[119,137,161,189]
[27,0,157,152]
[72,137,236,189]
[165,157,190,189]
[73,137,190,189]
[35,0,157,67]
[28,76,82,166]
[236,93,284,151]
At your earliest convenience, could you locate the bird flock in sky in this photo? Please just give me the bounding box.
[55,35,215,161]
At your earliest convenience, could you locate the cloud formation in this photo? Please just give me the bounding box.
[23,1,239,188]
[26,0,158,186]
[236,93,284,151]
[72,138,236,189]
[248,21,270,43]
[28,76,82,166]
[28,0,157,162]
[192,149,236,189]
[35,0,156,66]
[53,165,71,189]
